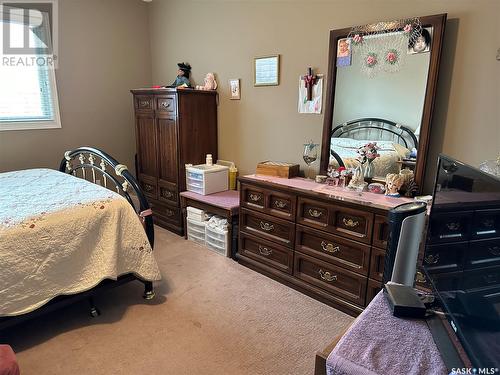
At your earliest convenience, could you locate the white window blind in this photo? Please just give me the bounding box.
[0,11,61,131]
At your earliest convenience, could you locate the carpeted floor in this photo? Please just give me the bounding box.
[2,226,353,375]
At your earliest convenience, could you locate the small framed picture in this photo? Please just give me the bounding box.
[254,55,280,86]
[408,27,433,55]
[336,38,352,67]
[229,79,240,100]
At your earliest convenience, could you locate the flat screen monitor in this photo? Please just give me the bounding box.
[423,154,500,368]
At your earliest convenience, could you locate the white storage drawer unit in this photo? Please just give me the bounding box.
[186,218,206,245]
[186,164,228,195]
[205,225,230,257]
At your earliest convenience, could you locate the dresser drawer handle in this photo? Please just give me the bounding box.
[160,101,171,109]
[308,209,323,218]
[258,245,273,256]
[165,209,175,217]
[446,222,461,231]
[162,190,174,199]
[488,246,500,256]
[424,254,439,265]
[319,269,337,282]
[274,200,287,209]
[143,183,154,193]
[249,193,261,202]
[321,241,340,254]
[342,217,359,228]
[260,221,274,232]
[139,100,150,108]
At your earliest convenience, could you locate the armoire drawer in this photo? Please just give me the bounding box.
[157,96,176,113]
[240,183,296,220]
[297,197,374,244]
[139,175,158,200]
[134,95,154,112]
[295,225,370,276]
[239,233,293,274]
[158,181,178,205]
[240,208,295,248]
[294,252,366,306]
[151,201,181,226]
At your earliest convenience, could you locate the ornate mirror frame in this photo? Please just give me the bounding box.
[320,14,447,193]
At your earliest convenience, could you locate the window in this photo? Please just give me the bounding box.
[0,7,60,131]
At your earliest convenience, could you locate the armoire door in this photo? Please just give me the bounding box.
[157,116,179,205]
[135,112,158,200]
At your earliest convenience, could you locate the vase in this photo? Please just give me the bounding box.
[363,162,374,178]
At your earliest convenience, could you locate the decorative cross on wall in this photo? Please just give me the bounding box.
[302,67,318,101]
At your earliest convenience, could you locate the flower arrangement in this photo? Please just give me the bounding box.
[357,142,381,164]
[403,23,412,35]
[365,52,378,68]
[385,49,399,65]
[351,34,363,46]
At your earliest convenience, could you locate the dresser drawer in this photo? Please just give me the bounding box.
[157,96,176,113]
[239,233,293,274]
[134,95,154,112]
[465,239,500,270]
[297,197,374,244]
[240,183,296,220]
[424,242,466,273]
[294,252,366,306]
[373,215,389,249]
[369,247,386,281]
[240,208,295,247]
[428,211,472,244]
[295,225,370,276]
[158,181,178,205]
[471,209,500,240]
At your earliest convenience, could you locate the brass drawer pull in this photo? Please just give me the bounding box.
[308,209,323,218]
[165,209,175,217]
[162,190,174,199]
[143,183,154,192]
[424,254,439,265]
[260,221,274,232]
[342,217,359,228]
[139,100,150,108]
[488,246,500,256]
[160,101,171,109]
[446,222,460,231]
[249,193,261,202]
[319,269,337,282]
[258,245,272,256]
[274,200,287,209]
[321,241,340,253]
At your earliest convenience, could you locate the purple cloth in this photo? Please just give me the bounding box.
[180,190,239,210]
[326,291,447,375]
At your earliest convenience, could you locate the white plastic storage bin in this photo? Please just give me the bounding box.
[187,206,208,222]
[205,225,229,257]
[186,164,228,195]
[187,218,206,245]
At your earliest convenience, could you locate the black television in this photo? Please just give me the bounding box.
[423,154,500,368]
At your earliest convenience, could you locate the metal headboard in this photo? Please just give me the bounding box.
[330,117,418,167]
[59,147,154,247]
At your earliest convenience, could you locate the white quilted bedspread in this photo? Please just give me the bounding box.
[0,169,161,317]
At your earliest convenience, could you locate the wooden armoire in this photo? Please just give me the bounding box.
[131,88,218,235]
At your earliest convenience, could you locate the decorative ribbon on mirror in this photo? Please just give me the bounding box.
[347,17,423,77]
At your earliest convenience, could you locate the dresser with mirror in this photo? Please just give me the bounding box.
[237,14,447,316]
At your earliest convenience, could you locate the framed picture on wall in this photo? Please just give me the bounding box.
[229,79,241,100]
[254,55,280,86]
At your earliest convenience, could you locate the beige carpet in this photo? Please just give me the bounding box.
[3,226,353,375]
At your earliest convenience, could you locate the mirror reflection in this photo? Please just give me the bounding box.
[329,27,433,181]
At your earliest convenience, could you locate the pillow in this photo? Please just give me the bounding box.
[331,138,395,152]
[392,143,411,158]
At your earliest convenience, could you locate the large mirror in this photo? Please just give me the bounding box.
[320,14,447,192]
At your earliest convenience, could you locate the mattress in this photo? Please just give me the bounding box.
[0,168,161,317]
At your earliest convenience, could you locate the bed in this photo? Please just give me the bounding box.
[0,147,161,328]
[329,118,418,177]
